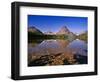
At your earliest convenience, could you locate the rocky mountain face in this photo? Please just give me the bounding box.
[28,26,43,35]
[56,26,76,40]
[56,26,70,35]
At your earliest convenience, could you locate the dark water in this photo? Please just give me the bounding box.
[28,39,87,66]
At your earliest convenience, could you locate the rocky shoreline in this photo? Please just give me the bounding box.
[28,52,87,66]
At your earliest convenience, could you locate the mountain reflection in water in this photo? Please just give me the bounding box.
[28,39,87,66]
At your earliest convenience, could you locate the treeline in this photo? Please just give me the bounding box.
[77,32,87,41]
[28,32,68,41]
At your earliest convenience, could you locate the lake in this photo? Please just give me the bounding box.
[28,39,88,66]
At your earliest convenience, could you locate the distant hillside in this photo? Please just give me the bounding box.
[28,26,43,35]
[78,31,88,41]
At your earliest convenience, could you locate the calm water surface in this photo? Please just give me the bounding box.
[28,39,88,66]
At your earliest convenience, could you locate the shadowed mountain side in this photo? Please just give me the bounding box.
[28,26,43,35]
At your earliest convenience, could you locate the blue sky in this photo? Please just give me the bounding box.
[28,15,88,34]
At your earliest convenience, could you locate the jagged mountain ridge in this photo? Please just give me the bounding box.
[28,26,74,35]
[28,26,43,35]
[28,26,83,37]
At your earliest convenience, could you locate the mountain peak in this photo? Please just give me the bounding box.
[57,26,70,35]
[28,26,43,35]
[61,26,68,29]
